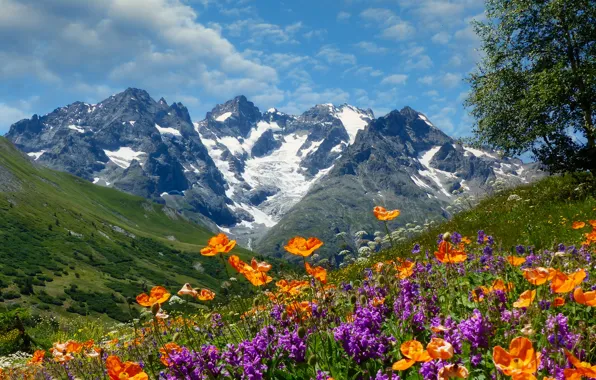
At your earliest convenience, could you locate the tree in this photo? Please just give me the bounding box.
[466,0,596,172]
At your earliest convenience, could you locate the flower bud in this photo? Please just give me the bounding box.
[151,303,161,316]
[297,326,307,339]
[172,333,180,342]
[378,275,386,285]
[350,295,358,304]
[442,232,452,242]
[253,298,260,307]
[308,355,317,366]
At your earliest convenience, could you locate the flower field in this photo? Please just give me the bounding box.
[3,176,596,380]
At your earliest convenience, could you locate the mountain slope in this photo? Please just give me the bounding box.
[256,107,543,261]
[0,137,264,321]
[5,89,542,261]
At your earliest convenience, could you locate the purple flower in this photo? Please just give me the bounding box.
[516,245,525,255]
[277,328,307,362]
[333,304,393,363]
[477,230,485,244]
[412,244,421,254]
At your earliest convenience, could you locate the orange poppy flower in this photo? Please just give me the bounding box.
[427,338,454,360]
[471,286,489,303]
[431,325,449,333]
[395,260,415,279]
[590,220,596,227]
[506,256,526,266]
[251,258,272,272]
[159,342,182,367]
[553,297,566,307]
[136,286,171,307]
[247,270,273,286]
[200,246,217,256]
[572,221,586,229]
[573,287,596,306]
[208,233,236,253]
[178,283,199,298]
[513,290,536,308]
[373,262,385,272]
[563,350,596,379]
[106,355,148,380]
[584,229,596,245]
[434,241,467,264]
[493,337,540,378]
[198,289,216,301]
[284,236,323,257]
[550,269,586,294]
[373,206,400,221]
[461,236,472,245]
[490,279,514,293]
[28,350,45,365]
[438,364,469,379]
[392,340,432,371]
[372,297,385,307]
[522,267,556,285]
[286,300,314,319]
[229,255,251,274]
[276,279,309,296]
[305,262,327,284]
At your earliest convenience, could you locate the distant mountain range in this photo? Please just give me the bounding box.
[5,88,543,261]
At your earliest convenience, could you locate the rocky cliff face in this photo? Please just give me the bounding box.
[6,89,542,259]
[255,107,543,261]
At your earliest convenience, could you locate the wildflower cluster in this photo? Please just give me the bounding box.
[4,213,596,380]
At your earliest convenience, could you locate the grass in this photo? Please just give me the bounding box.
[0,137,289,323]
[2,172,596,379]
[337,173,596,281]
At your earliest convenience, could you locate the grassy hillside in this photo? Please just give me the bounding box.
[0,137,278,322]
[4,172,596,379]
[337,172,596,280]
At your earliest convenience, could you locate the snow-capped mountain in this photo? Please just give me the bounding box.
[5,88,542,257]
[193,97,374,235]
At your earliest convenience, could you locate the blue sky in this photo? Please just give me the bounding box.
[0,0,486,135]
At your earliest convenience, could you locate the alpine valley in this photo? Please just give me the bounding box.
[5,88,543,262]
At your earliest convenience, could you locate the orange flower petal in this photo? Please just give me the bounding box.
[392,358,415,371]
[513,290,536,308]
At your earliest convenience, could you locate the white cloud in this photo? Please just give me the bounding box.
[280,85,350,114]
[354,41,389,54]
[429,106,458,133]
[405,55,433,70]
[381,74,408,85]
[227,19,302,45]
[424,90,439,97]
[337,11,351,21]
[417,76,434,85]
[360,8,415,41]
[316,45,356,65]
[381,23,415,40]
[448,55,463,67]
[0,103,30,132]
[0,0,281,106]
[441,72,463,88]
[345,66,384,77]
[431,31,451,44]
[303,29,327,40]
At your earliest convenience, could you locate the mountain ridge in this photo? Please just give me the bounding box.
[5,88,543,261]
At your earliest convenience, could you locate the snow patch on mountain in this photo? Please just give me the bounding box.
[155,124,181,137]
[27,151,46,160]
[68,125,85,133]
[335,105,372,143]
[215,112,233,122]
[464,146,498,159]
[104,147,146,169]
[418,146,457,198]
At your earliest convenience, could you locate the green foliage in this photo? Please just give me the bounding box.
[338,173,596,280]
[466,0,596,172]
[0,137,280,321]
